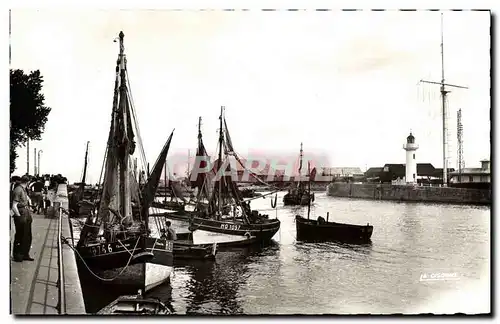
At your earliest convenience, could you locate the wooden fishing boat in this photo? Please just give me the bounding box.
[295,163,373,243]
[283,143,314,206]
[295,215,373,243]
[97,290,172,315]
[74,31,175,292]
[189,107,280,246]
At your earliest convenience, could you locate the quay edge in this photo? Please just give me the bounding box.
[55,184,87,314]
[326,182,491,206]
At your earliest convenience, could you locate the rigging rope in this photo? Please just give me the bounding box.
[125,70,148,169]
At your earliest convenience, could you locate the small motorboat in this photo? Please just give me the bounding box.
[97,290,172,315]
[295,214,373,243]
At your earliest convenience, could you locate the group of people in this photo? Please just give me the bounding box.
[11,175,51,214]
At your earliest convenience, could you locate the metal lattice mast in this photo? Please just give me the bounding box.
[419,13,468,187]
[457,108,464,176]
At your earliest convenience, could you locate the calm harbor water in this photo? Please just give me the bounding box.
[79,191,490,314]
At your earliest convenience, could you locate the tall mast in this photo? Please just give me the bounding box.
[193,116,201,178]
[187,149,191,178]
[34,148,37,175]
[307,161,311,219]
[82,141,90,185]
[164,161,167,202]
[118,31,131,219]
[419,13,468,187]
[457,108,464,178]
[298,142,303,186]
[217,106,224,218]
[439,13,447,187]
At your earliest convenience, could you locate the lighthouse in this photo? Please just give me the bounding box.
[403,132,419,184]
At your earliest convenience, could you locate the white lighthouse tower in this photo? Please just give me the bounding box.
[403,132,419,184]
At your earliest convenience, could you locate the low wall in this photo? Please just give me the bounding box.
[326,183,491,205]
[55,184,87,314]
[310,183,328,191]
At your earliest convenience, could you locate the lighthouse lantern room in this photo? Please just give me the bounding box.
[403,132,419,184]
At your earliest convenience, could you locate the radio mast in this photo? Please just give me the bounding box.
[457,108,464,177]
[419,13,468,187]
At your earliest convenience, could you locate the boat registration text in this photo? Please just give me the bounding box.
[89,242,127,256]
[220,224,241,231]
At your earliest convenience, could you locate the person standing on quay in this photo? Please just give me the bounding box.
[29,177,45,214]
[11,175,34,262]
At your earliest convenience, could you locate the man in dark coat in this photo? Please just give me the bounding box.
[11,175,34,262]
[29,177,45,214]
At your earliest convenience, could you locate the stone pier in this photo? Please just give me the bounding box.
[10,184,86,315]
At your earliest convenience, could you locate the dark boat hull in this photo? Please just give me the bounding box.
[283,192,314,206]
[76,236,174,292]
[151,201,185,212]
[174,241,216,260]
[295,215,373,243]
[239,188,260,198]
[189,217,280,244]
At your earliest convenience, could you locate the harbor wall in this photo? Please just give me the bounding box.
[55,184,87,314]
[326,183,491,205]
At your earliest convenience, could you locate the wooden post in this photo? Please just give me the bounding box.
[326,212,329,222]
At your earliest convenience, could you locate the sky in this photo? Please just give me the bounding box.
[10,9,491,183]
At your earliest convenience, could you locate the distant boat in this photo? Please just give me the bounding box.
[68,141,98,217]
[239,188,261,198]
[151,200,185,212]
[283,143,314,206]
[295,162,373,243]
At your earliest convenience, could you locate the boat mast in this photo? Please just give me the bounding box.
[307,161,311,219]
[78,141,90,196]
[82,141,90,185]
[187,149,191,179]
[164,161,167,202]
[298,142,303,187]
[217,106,224,218]
[118,31,131,220]
[419,13,468,187]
